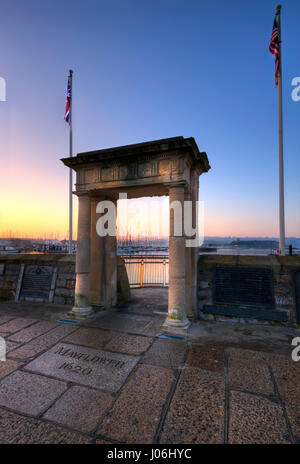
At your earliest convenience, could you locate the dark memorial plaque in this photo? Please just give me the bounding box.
[295,271,300,324]
[213,267,274,308]
[20,265,53,301]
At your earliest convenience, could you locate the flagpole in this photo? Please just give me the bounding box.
[276,5,285,256]
[68,69,74,254]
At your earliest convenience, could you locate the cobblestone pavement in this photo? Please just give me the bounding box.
[0,288,299,444]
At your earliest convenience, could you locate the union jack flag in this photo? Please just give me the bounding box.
[64,76,71,124]
[269,16,280,86]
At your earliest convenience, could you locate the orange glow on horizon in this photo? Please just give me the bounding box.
[0,161,296,240]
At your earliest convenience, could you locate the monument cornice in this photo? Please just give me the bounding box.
[61,136,211,173]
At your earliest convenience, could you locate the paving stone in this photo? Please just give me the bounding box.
[4,340,21,353]
[0,318,37,334]
[141,338,186,369]
[285,404,300,443]
[227,348,274,394]
[36,323,78,345]
[98,364,174,443]
[160,367,225,444]
[0,315,13,325]
[228,390,291,444]
[92,314,153,334]
[0,407,91,444]
[140,316,166,336]
[7,320,58,343]
[105,333,153,355]
[95,438,114,444]
[8,340,48,360]
[9,324,78,360]
[0,359,22,379]
[63,327,112,348]
[186,345,224,371]
[0,371,68,416]
[268,353,300,439]
[25,343,139,393]
[44,385,113,433]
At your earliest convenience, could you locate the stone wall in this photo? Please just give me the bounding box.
[197,255,300,327]
[0,254,130,307]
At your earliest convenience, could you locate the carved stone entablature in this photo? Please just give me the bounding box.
[62,136,210,196]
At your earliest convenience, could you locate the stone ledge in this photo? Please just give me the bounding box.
[198,254,300,271]
[0,253,76,265]
[202,305,288,322]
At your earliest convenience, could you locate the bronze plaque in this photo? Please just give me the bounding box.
[213,267,274,308]
[20,265,53,301]
[295,271,300,324]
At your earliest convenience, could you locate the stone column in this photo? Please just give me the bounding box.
[165,185,190,329]
[190,170,199,318]
[71,194,93,316]
[90,197,105,309]
[184,187,192,319]
[104,199,117,308]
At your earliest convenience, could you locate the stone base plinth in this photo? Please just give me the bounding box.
[163,317,191,336]
[69,306,93,318]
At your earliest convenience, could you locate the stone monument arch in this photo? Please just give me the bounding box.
[61,136,210,329]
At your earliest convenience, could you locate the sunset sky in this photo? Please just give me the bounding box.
[0,0,299,239]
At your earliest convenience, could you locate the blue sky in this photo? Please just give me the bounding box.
[0,0,299,238]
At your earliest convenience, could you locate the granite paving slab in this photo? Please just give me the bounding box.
[105,333,153,355]
[0,407,91,444]
[91,313,153,334]
[141,338,187,369]
[97,364,175,443]
[0,371,68,416]
[0,318,38,334]
[0,359,22,379]
[7,320,58,343]
[43,385,113,433]
[62,327,112,348]
[268,353,300,439]
[227,347,274,394]
[0,315,14,325]
[228,390,291,444]
[140,316,166,336]
[8,340,50,360]
[8,324,78,360]
[25,342,140,393]
[186,345,224,371]
[95,438,114,444]
[160,367,225,444]
[3,340,21,354]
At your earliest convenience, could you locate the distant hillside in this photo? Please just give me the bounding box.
[230,239,279,249]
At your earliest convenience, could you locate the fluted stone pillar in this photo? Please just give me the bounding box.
[165,185,190,329]
[72,194,93,316]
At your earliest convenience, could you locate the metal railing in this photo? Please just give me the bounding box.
[121,255,169,288]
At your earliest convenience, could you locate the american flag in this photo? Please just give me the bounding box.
[64,76,71,124]
[269,16,280,86]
